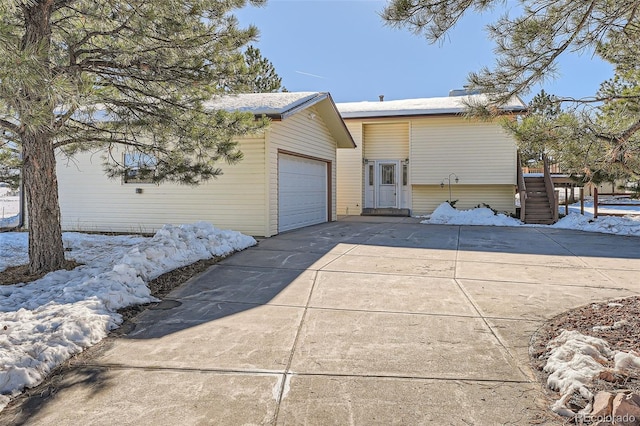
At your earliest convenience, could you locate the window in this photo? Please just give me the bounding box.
[403,164,408,186]
[380,164,395,185]
[123,152,157,184]
[368,164,374,186]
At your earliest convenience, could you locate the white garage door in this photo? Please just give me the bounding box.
[278,154,328,232]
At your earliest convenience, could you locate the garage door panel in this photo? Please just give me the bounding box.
[279,154,328,232]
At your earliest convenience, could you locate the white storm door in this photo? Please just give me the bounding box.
[376,161,399,208]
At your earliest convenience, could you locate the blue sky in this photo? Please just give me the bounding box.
[235,0,614,103]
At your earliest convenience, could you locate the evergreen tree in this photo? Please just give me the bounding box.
[505,33,640,181]
[0,0,278,274]
[382,0,640,180]
[240,46,284,93]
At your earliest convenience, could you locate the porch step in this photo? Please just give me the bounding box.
[362,208,411,217]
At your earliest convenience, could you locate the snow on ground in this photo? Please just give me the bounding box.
[0,196,19,228]
[423,203,523,226]
[1,199,638,412]
[0,223,256,411]
[563,197,640,217]
[421,202,640,237]
[543,330,640,417]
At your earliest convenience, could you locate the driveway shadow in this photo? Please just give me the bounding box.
[120,220,640,340]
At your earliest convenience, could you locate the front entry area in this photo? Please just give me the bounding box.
[376,161,399,208]
[364,160,408,210]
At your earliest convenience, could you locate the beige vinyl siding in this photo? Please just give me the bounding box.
[411,184,516,215]
[56,135,268,236]
[363,122,409,160]
[336,121,363,215]
[410,117,516,185]
[267,106,338,236]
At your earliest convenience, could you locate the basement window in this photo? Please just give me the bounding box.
[123,152,157,184]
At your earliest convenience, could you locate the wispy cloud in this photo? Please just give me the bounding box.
[295,70,326,79]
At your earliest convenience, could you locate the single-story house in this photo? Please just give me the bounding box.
[56,92,355,237]
[335,92,527,216]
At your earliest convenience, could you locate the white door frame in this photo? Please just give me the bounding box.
[364,160,401,209]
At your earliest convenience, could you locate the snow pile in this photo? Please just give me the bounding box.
[552,213,640,237]
[543,330,640,417]
[615,351,640,372]
[420,202,640,237]
[544,330,613,416]
[421,203,523,226]
[0,222,256,411]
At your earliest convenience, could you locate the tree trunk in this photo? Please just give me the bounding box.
[19,0,66,275]
[22,131,66,275]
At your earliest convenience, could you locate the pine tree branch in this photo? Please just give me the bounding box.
[0,118,20,134]
[53,105,77,130]
[506,1,597,98]
[553,95,640,105]
[619,117,640,142]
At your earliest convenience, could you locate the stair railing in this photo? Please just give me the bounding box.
[517,152,527,221]
[542,154,558,223]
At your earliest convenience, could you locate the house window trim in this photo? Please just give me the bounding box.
[122,152,158,185]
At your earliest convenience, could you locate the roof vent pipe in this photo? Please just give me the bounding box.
[449,88,481,97]
[379,95,384,102]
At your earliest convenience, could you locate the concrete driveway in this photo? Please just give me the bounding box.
[4,217,640,425]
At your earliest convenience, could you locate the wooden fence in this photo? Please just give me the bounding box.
[593,188,640,219]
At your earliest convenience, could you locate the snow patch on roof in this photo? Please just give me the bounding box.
[204,92,322,115]
[336,94,526,118]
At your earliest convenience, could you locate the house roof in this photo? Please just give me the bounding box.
[336,94,527,119]
[205,92,356,148]
[204,92,322,118]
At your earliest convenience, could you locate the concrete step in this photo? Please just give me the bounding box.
[362,208,411,217]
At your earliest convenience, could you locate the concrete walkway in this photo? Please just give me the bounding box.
[4,218,640,425]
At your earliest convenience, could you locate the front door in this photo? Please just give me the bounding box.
[377,161,398,208]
